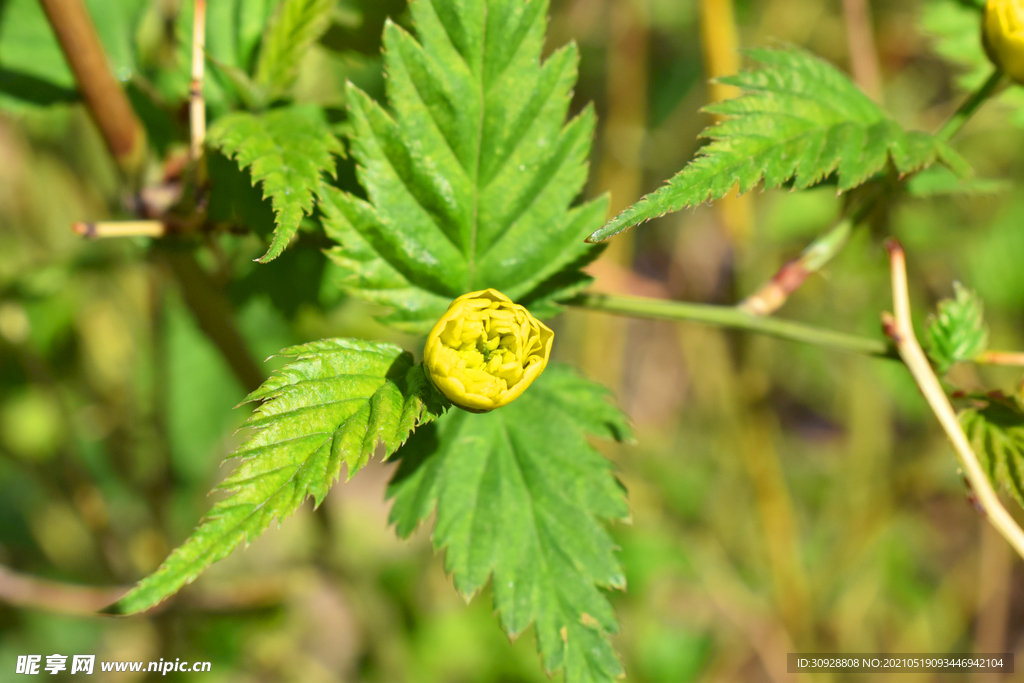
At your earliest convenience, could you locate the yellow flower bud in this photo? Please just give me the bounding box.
[984,0,1024,82]
[423,289,553,412]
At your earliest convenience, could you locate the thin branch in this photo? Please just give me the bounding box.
[734,408,811,645]
[974,524,1012,657]
[580,0,650,394]
[155,248,266,394]
[699,0,741,104]
[974,350,1024,367]
[73,220,166,238]
[937,70,1005,142]
[568,293,896,358]
[695,540,799,683]
[39,0,146,178]
[0,563,127,616]
[190,0,207,161]
[882,240,1024,562]
[0,561,291,616]
[699,0,752,245]
[739,215,854,316]
[841,0,883,102]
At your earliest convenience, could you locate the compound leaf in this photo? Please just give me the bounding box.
[388,364,632,683]
[589,47,971,242]
[106,339,446,615]
[961,394,1024,509]
[925,282,989,374]
[325,0,606,333]
[207,105,343,262]
[254,0,336,99]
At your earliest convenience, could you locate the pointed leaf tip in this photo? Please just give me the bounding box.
[591,47,973,240]
[109,340,443,615]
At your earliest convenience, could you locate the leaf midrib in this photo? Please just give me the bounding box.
[496,415,561,635]
[722,84,883,124]
[499,414,611,676]
[208,382,388,538]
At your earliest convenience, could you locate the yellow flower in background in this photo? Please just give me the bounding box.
[984,0,1024,82]
[424,289,553,412]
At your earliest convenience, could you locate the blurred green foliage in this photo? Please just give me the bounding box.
[2,0,1024,681]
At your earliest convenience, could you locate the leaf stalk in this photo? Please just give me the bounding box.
[568,293,896,358]
[937,69,1005,142]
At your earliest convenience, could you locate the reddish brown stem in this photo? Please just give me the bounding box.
[739,259,810,316]
[39,0,146,177]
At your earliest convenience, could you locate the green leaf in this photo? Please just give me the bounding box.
[106,339,446,615]
[255,0,335,100]
[207,105,343,262]
[589,47,971,242]
[388,364,632,683]
[924,282,989,374]
[324,0,607,333]
[960,394,1024,509]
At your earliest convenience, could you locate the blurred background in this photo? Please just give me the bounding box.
[2,0,1024,680]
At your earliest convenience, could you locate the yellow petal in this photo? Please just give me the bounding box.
[423,289,553,412]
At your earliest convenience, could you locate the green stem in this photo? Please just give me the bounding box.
[791,182,881,273]
[800,215,854,272]
[937,69,1005,142]
[568,293,895,358]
